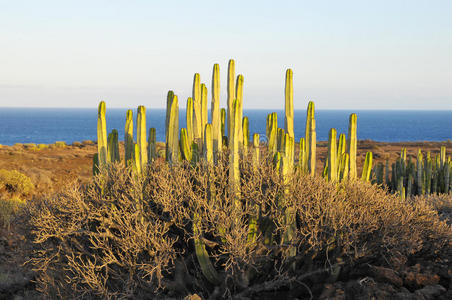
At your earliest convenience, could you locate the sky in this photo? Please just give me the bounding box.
[0,0,451,109]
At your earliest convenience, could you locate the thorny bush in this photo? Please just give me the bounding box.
[28,156,452,299]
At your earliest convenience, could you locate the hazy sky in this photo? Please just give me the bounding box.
[1,0,451,109]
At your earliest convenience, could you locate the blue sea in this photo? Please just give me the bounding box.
[0,108,451,145]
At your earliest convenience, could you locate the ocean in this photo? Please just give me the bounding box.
[0,108,451,145]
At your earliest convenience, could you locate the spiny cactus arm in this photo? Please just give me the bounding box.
[211,64,222,157]
[97,101,108,167]
[327,128,337,182]
[227,59,235,143]
[93,153,99,176]
[361,151,373,182]
[252,133,260,169]
[220,108,226,138]
[193,73,202,145]
[307,103,316,176]
[299,138,307,174]
[165,90,174,145]
[132,143,141,174]
[180,128,192,161]
[203,124,213,164]
[193,213,221,285]
[416,149,424,195]
[284,68,294,139]
[137,105,148,169]
[186,97,194,147]
[268,113,278,156]
[242,116,249,154]
[440,146,446,168]
[347,113,357,179]
[124,109,134,166]
[236,75,244,147]
[148,128,156,163]
[167,95,180,164]
[229,99,241,210]
[337,133,346,157]
[107,129,120,163]
[277,128,285,153]
[201,83,208,142]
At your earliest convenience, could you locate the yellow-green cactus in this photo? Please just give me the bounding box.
[124,109,134,166]
[347,113,357,179]
[220,108,226,138]
[306,101,316,176]
[227,59,236,142]
[137,105,148,169]
[361,151,373,182]
[267,112,278,156]
[203,124,213,164]
[242,116,249,155]
[327,128,337,182]
[252,133,260,169]
[284,69,294,139]
[179,128,192,161]
[107,129,120,163]
[236,74,244,147]
[229,99,241,209]
[211,63,222,158]
[132,143,141,174]
[148,128,156,162]
[192,73,202,146]
[186,97,194,147]
[299,138,307,174]
[201,83,208,143]
[166,94,179,164]
[97,101,108,167]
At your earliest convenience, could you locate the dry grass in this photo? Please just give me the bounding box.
[27,155,452,299]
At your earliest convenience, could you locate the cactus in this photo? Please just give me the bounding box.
[220,108,226,138]
[338,153,350,182]
[186,97,194,147]
[203,124,213,164]
[107,129,120,163]
[137,105,148,169]
[299,138,307,174]
[193,73,202,146]
[267,112,278,156]
[148,128,156,162]
[180,128,192,161]
[97,101,108,167]
[362,152,373,182]
[236,74,244,147]
[211,64,222,158]
[201,83,208,143]
[132,143,141,174]
[347,113,357,179]
[227,59,235,140]
[166,94,179,164]
[284,69,294,139]
[337,133,346,157]
[93,153,100,176]
[229,99,241,209]
[242,116,249,155]
[277,128,285,153]
[124,109,134,166]
[306,101,316,176]
[416,149,424,195]
[327,128,337,182]
[252,133,260,168]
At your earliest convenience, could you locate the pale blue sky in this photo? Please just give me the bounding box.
[0,0,451,109]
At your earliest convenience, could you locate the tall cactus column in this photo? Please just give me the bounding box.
[327,128,337,182]
[201,84,208,143]
[193,73,202,148]
[97,101,108,167]
[284,69,294,139]
[306,102,316,176]
[166,94,180,164]
[227,59,236,141]
[229,99,241,211]
[347,113,357,179]
[211,63,222,159]
[124,109,134,166]
[137,105,148,169]
[236,74,244,148]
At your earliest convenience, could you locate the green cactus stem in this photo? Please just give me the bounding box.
[124,109,134,166]
[327,128,338,182]
[166,94,179,164]
[132,143,141,174]
[227,59,235,141]
[252,133,260,169]
[242,116,249,155]
[201,83,208,143]
[180,128,192,161]
[267,112,278,156]
[362,152,373,182]
[229,99,241,210]
[137,105,148,169]
[93,153,100,176]
[203,124,213,164]
[416,149,424,195]
[97,101,108,167]
[211,63,222,158]
[347,113,357,179]
[193,73,202,146]
[299,138,307,174]
[148,128,156,162]
[236,75,244,147]
[221,108,226,138]
[107,129,120,163]
[306,102,316,176]
[186,97,194,147]
[284,69,294,139]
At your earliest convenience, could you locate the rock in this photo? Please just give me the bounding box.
[370,266,404,287]
[414,284,446,300]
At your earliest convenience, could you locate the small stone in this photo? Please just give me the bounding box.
[414,284,446,300]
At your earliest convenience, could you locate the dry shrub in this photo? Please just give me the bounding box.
[28,158,452,299]
[0,169,32,227]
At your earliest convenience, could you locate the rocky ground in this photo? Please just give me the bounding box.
[0,140,451,299]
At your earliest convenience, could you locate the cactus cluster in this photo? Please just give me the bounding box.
[371,146,451,198]
[95,59,452,286]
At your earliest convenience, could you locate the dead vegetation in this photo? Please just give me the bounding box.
[27,156,452,299]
